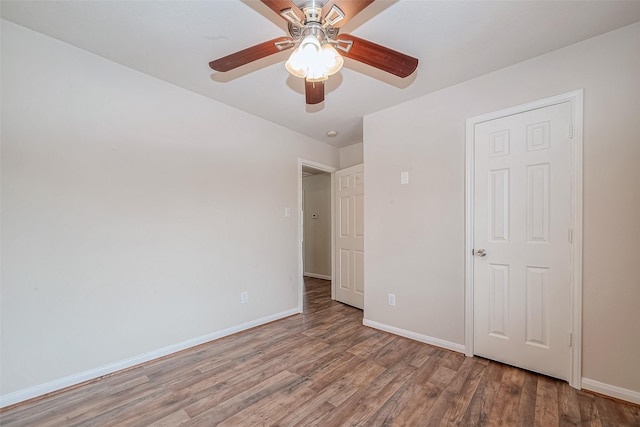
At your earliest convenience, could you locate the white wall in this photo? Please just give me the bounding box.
[364,22,640,397]
[339,142,363,169]
[0,21,338,401]
[302,173,331,278]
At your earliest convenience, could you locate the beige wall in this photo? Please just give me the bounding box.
[1,21,338,400]
[302,174,332,278]
[339,142,364,169]
[364,22,640,395]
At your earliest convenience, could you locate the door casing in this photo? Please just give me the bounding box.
[464,90,583,388]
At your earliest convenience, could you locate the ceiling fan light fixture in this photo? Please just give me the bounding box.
[305,72,329,83]
[320,42,344,76]
[300,33,322,52]
[285,34,344,81]
[284,47,307,78]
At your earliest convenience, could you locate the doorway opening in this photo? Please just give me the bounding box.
[302,168,332,277]
[298,159,336,313]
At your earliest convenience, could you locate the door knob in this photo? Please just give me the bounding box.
[476,249,487,257]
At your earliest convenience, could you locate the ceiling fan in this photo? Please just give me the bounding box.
[209,0,419,105]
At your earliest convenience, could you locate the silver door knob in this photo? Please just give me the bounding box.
[476,249,487,257]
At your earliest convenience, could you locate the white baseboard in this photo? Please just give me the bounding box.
[582,377,640,405]
[362,319,466,354]
[0,308,299,408]
[303,273,332,280]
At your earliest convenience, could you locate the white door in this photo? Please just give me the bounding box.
[473,102,572,380]
[335,164,364,309]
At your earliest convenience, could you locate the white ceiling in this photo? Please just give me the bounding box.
[3,1,640,148]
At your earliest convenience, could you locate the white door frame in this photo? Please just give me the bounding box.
[298,158,337,312]
[464,90,583,388]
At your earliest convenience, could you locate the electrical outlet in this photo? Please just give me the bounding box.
[241,291,248,304]
[388,293,396,306]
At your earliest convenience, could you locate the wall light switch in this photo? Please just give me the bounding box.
[388,293,396,306]
[401,171,409,185]
[284,207,291,218]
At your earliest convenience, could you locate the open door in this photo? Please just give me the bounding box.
[334,164,364,309]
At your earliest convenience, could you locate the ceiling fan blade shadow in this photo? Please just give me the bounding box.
[209,37,294,72]
[261,0,304,23]
[336,34,418,78]
[305,80,325,105]
[340,58,417,89]
[210,52,291,83]
[322,0,374,28]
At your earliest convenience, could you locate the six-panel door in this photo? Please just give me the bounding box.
[335,164,364,309]
[473,102,573,380]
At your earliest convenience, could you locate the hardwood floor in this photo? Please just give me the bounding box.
[2,277,639,426]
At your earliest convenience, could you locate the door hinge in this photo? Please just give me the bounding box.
[568,332,573,347]
[568,229,573,243]
[472,249,475,255]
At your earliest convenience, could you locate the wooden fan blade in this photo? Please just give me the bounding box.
[305,80,325,104]
[336,34,418,78]
[209,37,294,72]
[261,0,304,23]
[322,0,374,28]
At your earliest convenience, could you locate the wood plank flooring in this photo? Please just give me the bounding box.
[2,277,639,426]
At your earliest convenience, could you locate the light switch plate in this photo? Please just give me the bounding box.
[401,171,409,185]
